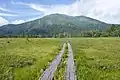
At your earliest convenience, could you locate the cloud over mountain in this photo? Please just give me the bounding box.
[0,0,120,25]
[0,17,8,26]
[23,0,120,24]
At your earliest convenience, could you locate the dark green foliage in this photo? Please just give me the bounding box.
[107,24,120,37]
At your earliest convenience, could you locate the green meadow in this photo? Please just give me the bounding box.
[1,38,120,80]
[71,38,120,80]
[0,38,63,80]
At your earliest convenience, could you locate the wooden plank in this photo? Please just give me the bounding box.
[66,43,76,80]
[39,43,66,80]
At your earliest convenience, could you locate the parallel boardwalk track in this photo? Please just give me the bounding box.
[65,43,76,80]
[39,43,66,80]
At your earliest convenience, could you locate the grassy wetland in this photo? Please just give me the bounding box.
[1,38,120,80]
[71,38,120,80]
[0,38,63,80]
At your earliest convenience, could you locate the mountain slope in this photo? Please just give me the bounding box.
[0,14,110,37]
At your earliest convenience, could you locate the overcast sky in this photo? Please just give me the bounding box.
[0,0,120,26]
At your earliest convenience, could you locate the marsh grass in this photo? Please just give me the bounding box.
[71,38,120,80]
[0,38,62,80]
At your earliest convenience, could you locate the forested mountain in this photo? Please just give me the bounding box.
[0,14,110,37]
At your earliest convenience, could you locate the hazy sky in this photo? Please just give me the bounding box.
[0,0,120,26]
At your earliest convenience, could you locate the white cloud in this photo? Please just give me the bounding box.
[27,2,81,16]
[0,7,9,12]
[11,16,40,24]
[10,0,120,24]
[0,7,13,13]
[0,13,18,16]
[83,0,120,24]
[0,17,8,26]
[15,0,120,24]
[11,20,25,24]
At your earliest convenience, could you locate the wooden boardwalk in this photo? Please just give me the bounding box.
[65,43,76,80]
[39,43,66,80]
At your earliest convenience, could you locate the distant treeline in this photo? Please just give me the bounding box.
[79,24,120,37]
[0,24,120,38]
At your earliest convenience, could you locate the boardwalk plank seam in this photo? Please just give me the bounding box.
[65,43,76,80]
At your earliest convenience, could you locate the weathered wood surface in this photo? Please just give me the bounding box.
[65,43,76,80]
[39,43,66,80]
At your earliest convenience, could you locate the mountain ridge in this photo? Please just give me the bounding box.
[0,14,110,37]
